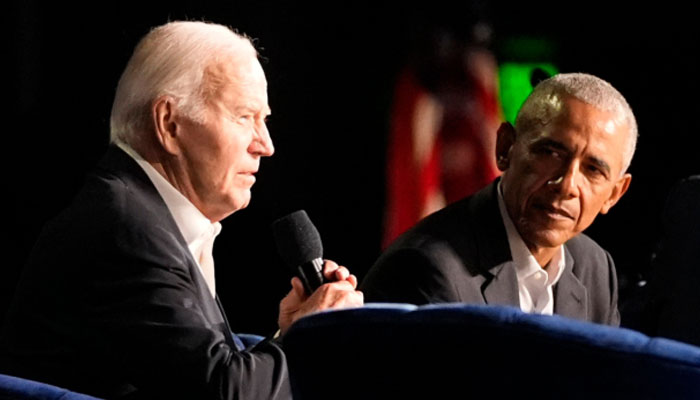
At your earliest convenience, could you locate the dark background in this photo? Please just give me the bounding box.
[4,1,699,335]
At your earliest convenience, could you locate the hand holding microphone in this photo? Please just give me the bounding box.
[273,210,363,333]
[272,210,328,293]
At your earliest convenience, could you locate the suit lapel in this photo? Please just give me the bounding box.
[481,261,520,306]
[100,145,237,344]
[468,180,520,308]
[216,296,244,350]
[553,246,588,320]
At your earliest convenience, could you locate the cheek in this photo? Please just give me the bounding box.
[511,168,547,202]
[218,137,246,170]
[576,186,609,226]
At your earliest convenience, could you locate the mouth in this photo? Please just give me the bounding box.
[239,171,257,183]
[533,202,574,221]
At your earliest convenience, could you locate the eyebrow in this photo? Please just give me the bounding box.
[232,103,271,115]
[587,156,611,176]
[532,138,569,154]
[533,138,612,176]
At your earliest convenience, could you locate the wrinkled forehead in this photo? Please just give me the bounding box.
[205,54,269,117]
[208,48,266,83]
[207,51,267,91]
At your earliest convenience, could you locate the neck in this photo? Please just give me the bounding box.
[528,245,559,268]
[129,139,218,222]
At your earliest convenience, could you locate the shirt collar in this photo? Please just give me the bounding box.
[496,180,565,286]
[116,142,222,247]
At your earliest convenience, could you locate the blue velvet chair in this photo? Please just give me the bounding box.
[236,333,266,349]
[0,373,101,400]
[284,304,700,399]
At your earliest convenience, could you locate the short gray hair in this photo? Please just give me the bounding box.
[515,72,638,173]
[110,21,256,145]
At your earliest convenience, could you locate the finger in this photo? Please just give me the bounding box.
[322,259,340,278]
[333,267,350,282]
[290,277,307,298]
[346,274,358,289]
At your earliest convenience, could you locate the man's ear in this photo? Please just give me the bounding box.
[152,96,181,155]
[601,173,632,214]
[495,122,516,171]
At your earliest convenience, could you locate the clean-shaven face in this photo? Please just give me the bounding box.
[175,54,274,222]
[501,94,631,252]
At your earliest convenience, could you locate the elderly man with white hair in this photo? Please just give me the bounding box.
[362,73,637,326]
[0,21,363,399]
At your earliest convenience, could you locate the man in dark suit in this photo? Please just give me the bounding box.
[623,176,700,344]
[0,21,362,399]
[361,73,636,326]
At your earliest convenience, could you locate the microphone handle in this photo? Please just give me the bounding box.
[297,258,327,294]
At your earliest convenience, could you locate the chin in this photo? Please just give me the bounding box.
[231,191,252,211]
[211,192,251,221]
[534,231,571,249]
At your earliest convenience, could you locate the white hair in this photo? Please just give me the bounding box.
[110,21,256,146]
[515,72,638,173]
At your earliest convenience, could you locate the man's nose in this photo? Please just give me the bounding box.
[250,122,274,157]
[548,161,580,198]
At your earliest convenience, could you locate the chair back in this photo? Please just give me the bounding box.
[0,373,102,400]
[284,304,700,399]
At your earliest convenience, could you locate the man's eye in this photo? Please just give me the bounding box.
[585,163,612,181]
[586,164,604,177]
[536,147,561,159]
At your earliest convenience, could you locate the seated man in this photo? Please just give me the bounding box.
[0,21,363,400]
[623,175,700,345]
[361,73,636,326]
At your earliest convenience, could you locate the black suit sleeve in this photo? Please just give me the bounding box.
[82,250,289,400]
[361,244,464,305]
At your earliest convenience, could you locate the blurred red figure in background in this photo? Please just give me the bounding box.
[383,24,501,248]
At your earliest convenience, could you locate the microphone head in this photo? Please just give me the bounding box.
[272,210,323,267]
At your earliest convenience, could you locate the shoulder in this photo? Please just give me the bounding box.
[565,233,613,269]
[565,233,608,259]
[375,196,476,270]
[360,201,471,304]
[564,233,617,287]
[360,241,468,304]
[367,182,500,277]
[361,186,499,303]
[390,184,495,249]
[36,151,188,271]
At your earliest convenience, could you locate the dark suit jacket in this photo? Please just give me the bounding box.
[0,146,290,399]
[361,180,620,326]
[623,176,700,345]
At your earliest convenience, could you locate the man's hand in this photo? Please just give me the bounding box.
[278,260,363,335]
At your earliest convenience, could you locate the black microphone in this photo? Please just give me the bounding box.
[272,210,328,294]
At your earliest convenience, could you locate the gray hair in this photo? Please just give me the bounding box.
[515,72,638,173]
[110,21,256,146]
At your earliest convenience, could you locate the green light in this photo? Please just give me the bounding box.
[499,63,558,124]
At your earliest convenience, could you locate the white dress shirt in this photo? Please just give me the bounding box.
[117,142,221,298]
[496,182,565,315]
